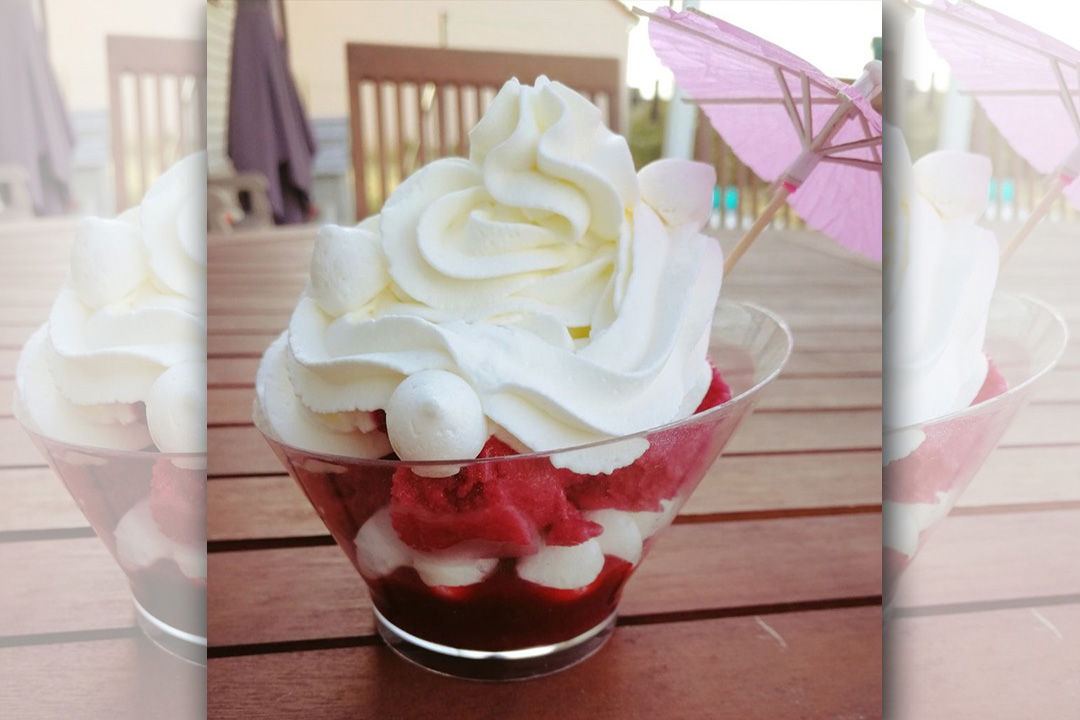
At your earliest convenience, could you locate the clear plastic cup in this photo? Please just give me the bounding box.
[19,428,207,664]
[883,292,1069,616]
[256,299,793,680]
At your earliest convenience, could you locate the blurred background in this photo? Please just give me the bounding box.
[891,0,1079,223]
[0,0,205,220]
[206,0,880,229]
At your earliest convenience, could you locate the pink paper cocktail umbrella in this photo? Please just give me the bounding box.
[919,0,1080,263]
[638,6,883,275]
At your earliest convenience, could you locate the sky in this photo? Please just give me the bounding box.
[623,1,883,99]
[903,0,1080,91]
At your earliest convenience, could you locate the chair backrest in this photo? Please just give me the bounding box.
[106,35,206,211]
[346,43,621,220]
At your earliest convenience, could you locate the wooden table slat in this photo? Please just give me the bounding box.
[208,607,882,720]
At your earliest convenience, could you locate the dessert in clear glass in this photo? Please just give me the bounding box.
[254,77,793,679]
[882,126,1068,621]
[13,153,207,662]
[21,429,207,659]
[883,292,1067,615]
[257,299,790,679]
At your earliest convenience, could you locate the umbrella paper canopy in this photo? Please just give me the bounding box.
[922,0,1080,212]
[228,0,317,225]
[645,6,883,264]
[0,0,75,216]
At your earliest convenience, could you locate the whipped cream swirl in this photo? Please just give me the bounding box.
[883,127,998,463]
[16,153,208,453]
[257,78,722,472]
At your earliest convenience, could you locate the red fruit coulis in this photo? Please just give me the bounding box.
[305,363,734,650]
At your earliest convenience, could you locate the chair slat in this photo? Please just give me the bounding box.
[346,44,620,220]
[374,81,388,208]
[456,84,467,157]
[395,83,406,182]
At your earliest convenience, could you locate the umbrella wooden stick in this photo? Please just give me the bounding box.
[999,175,1068,265]
[723,95,856,277]
[723,185,792,277]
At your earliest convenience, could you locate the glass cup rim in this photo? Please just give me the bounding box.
[17,418,207,462]
[884,291,1069,436]
[254,298,794,469]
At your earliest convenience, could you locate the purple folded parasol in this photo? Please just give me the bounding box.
[228,0,317,225]
[0,0,75,216]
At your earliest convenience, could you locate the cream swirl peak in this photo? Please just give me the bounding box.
[257,78,722,473]
[883,127,998,463]
[15,152,207,453]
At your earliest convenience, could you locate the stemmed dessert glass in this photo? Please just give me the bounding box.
[256,298,793,680]
[883,292,1068,619]
[18,427,208,664]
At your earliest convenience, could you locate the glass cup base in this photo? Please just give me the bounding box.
[133,597,208,666]
[374,606,616,681]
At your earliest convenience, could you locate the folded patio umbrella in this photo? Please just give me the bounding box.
[920,0,1080,263]
[0,0,75,216]
[641,6,883,275]
[228,0,317,224]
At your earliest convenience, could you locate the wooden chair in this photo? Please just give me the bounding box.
[106,35,206,211]
[346,43,621,220]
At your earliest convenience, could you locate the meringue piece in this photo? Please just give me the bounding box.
[175,543,209,580]
[628,498,680,540]
[882,491,957,558]
[354,509,413,577]
[385,369,488,476]
[113,500,173,571]
[113,500,206,580]
[638,159,716,228]
[883,427,927,467]
[882,501,921,558]
[146,361,207,454]
[69,216,148,308]
[413,554,498,588]
[549,436,650,476]
[310,225,389,315]
[912,151,992,222]
[516,539,604,589]
[585,509,644,565]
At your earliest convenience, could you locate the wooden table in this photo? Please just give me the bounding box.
[887,221,1080,719]
[0,219,206,719]
[204,224,883,719]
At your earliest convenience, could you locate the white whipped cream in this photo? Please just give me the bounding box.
[15,153,208,453]
[257,77,722,473]
[883,127,998,463]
